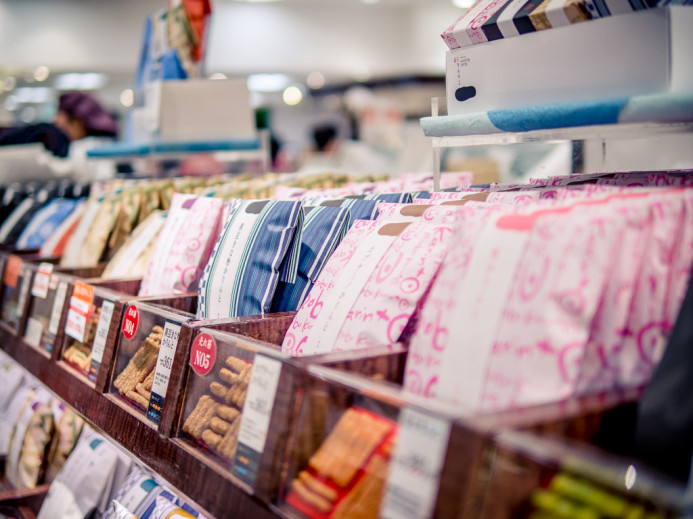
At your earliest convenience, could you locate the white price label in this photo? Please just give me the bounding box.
[380,408,451,519]
[16,269,31,319]
[151,321,181,398]
[91,300,114,364]
[237,355,282,452]
[48,282,68,336]
[31,262,54,299]
[147,320,181,423]
[64,281,94,343]
[64,311,87,343]
[232,355,282,487]
[24,317,43,347]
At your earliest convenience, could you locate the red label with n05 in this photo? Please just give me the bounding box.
[190,333,216,376]
[122,305,139,340]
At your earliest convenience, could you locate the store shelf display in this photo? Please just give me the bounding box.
[2,167,693,517]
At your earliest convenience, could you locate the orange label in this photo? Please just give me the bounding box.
[72,281,95,303]
[3,255,22,289]
[64,281,95,342]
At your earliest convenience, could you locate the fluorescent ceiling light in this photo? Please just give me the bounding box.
[13,87,51,104]
[54,72,106,90]
[282,86,303,106]
[452,0,476,7]
[247,73,290,92]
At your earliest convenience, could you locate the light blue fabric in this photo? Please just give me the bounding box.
[421,92,693,137]
[421,112,497,137]
[487,97,628,133]
[619,91,693,124]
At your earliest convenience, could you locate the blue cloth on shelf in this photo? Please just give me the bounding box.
[421,91,693,137]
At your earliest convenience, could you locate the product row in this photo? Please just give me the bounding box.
[1,168,692,517]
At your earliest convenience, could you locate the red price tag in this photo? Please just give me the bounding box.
[190,333,216,376]
[122,305,139,340]
[4,255,22,289]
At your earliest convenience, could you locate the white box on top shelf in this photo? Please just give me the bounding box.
[157,78,257,142]
[445,7,693,116]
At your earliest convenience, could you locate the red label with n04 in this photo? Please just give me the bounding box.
[122,305,139,340]
[190,333,216,376]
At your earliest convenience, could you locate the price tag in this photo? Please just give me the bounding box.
[89,300,115,379]
[232,355,282,487]
[64,281,94,343]
[122,305,139,340]
[3,255,21,289]
[15,268,32,320]
[190,332,216,376]
[48,281,68,336]
[31,262,54,299]
[24,317,43,347]
[380,408,451,519]
[147,320,181,423]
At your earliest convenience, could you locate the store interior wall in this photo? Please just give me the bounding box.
[0,0,461,77]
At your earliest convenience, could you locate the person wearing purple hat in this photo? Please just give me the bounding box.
[0,91,117,157]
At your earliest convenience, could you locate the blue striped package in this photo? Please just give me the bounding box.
[321,192,413,229]
[272,205,350,312]
[198,200,303,319]
[15,198,80,250]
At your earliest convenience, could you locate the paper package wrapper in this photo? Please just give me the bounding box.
[139,193,223,297]
[102,211,166,280]
[37,427,132,519]
[333,205,469,352]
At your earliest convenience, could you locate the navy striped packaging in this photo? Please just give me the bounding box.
[320,192,413,229]
[198,200,303,319]
[272,205,351,312]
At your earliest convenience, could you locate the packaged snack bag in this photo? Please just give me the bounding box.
[73,193,124,267]
[15,198,80,250]
[39,200,87,258]
[333,206,468,352]
[618,190,688,388]
[44,401,85,483]
[60,196,106,267]
[139,194,223,297]
[282,220,406,357]
[404,203,511,399]
[197,199,303,318]
[37,427,132,519]
[285,407,396,519]
[6,394,55,489]
[272,205,350,312]
[102,211,167,280]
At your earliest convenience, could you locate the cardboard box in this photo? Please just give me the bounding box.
[446,7,693,116]
[155,78,257,143]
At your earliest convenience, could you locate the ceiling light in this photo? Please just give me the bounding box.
[282,86,303,106]
[306,72,325,90]
[4,96,18,111]
[54,72,106,91]
[33,66,50,82]
[361,0,381,3]
[3,76,16,92]
[247,73,290,93]
[120,89,134,107]
[14,87,51,104]
[452,0,476,7]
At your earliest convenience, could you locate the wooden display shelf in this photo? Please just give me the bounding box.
[0,322,276,519]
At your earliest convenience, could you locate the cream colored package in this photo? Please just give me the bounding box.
[102,210,166,280]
